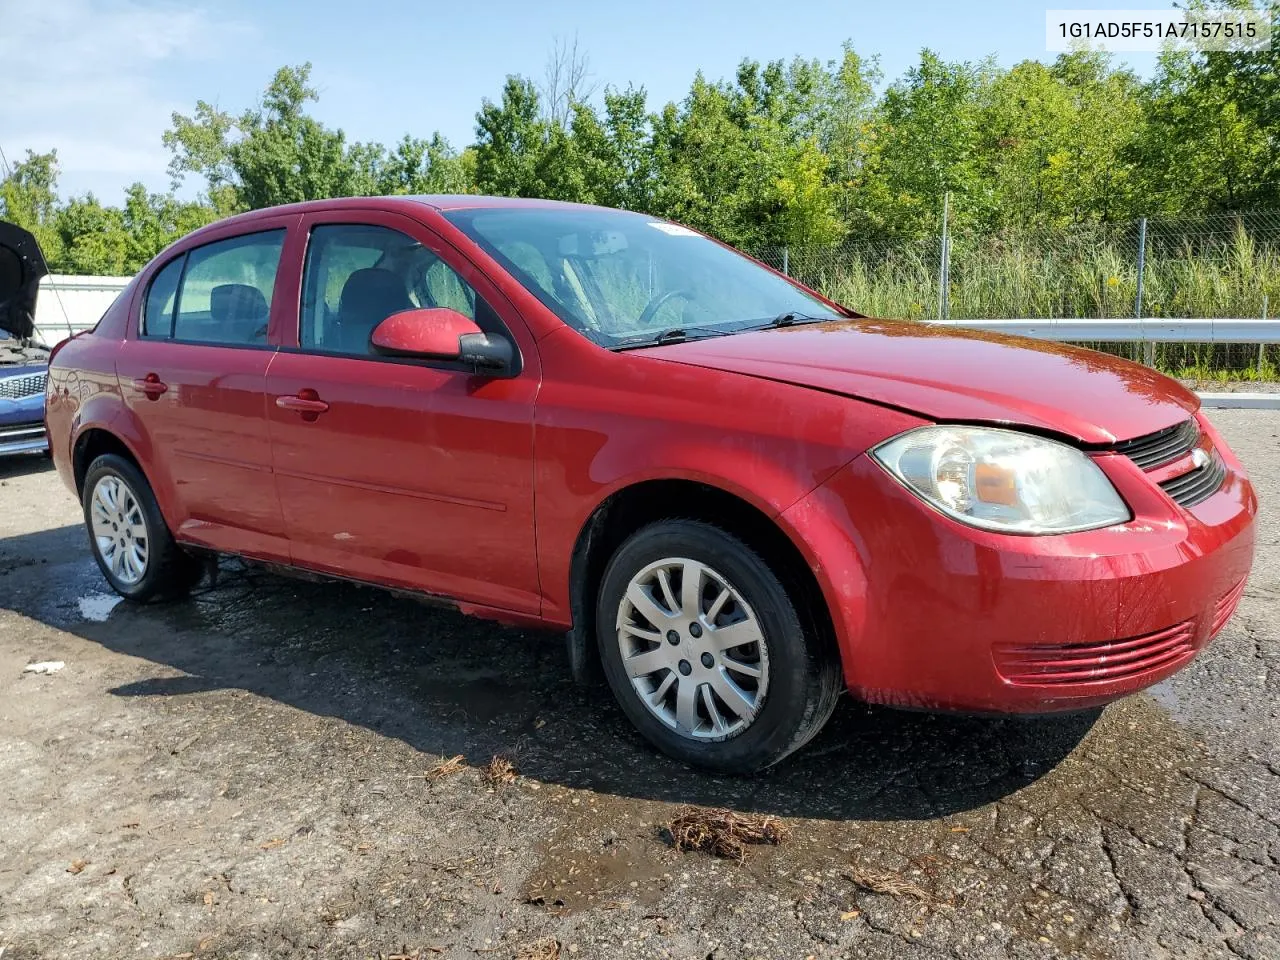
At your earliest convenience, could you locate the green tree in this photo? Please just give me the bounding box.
[374,134,471,195]
[976,53,1142,228]
[560,88,655,209]
[0,150,66,266]
[650,62,844,248]
[165,63,471,210]
[818,44,881,223]
[855,50,995,237]
[1133,2,1279,213]
[54,196,129,275]
[473,75,556,198]
[121,184,219,270]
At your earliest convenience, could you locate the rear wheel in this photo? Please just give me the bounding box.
[82,453,201,602]
[596,520,841,774]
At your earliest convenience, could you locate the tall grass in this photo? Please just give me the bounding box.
[770,219,1280,378]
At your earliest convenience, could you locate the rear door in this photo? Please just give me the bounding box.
[115,218,295,560]
[265,208,542,614]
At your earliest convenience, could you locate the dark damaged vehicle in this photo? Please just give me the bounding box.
[0,221,52,456]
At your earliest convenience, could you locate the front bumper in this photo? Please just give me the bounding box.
[782,415,1257,714]
[0,418,47,456]
[0,375,49,456]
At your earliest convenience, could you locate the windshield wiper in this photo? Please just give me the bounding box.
[760,311,835,328]
[609,326,736,351]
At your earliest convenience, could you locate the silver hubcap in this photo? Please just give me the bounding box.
[616,557,769,741]
[90,475,149,586]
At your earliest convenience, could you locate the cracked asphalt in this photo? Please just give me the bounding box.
[1,408,1277,960]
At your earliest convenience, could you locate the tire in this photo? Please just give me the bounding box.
[82,453,202,602]
[596,519,841,774]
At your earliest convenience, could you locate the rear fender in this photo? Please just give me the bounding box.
[67,391,179,528]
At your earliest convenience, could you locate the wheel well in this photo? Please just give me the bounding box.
[73,429,137,496]
[569,480,836,663]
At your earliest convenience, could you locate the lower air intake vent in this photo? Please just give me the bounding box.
[994,620,1196,685]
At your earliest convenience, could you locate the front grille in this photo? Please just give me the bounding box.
[0,371,47,400]
[1159,454,1226,508]
[1112,418,1200,469]
[994,619,1197,685]
[1210,579,1246,637]
[1109,417,1226,509]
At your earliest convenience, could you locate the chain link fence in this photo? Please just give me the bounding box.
[755,211,1280,380]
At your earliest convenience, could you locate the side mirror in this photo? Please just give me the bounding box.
[370,307,513,372]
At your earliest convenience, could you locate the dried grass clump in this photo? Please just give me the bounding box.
[424,754,465,781]
[844,863,933,901]
[514,937,560,960]
[666,807,788,861]
[482,754,518,787]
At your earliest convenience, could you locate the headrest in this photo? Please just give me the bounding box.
[339,268,411,320]
[210,283,269,323]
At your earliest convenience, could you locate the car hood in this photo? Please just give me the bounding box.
[646,318,1198,444]
[0,220,49,341]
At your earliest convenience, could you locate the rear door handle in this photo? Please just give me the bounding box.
[276,391,330,417]
[131,374,167,399]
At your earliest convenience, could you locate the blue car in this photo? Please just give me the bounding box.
[0,220,51,457]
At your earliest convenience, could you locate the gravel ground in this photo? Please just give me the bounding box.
[1,410,1277,960]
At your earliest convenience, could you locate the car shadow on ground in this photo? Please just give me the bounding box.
[0,452,54,481]
[2,521,1099,823]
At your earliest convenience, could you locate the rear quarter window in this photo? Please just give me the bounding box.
[141,256,184,338]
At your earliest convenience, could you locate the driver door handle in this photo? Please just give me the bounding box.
[275,389,330,419]
[131,374,167,399]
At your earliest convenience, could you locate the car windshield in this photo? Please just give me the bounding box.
[442,207,842,348]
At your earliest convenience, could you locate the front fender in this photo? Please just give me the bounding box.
[531,330,927,625]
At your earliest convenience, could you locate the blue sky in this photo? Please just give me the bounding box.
[0,0,1168,202]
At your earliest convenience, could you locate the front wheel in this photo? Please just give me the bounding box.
[596,520,841,774]
[82,453,201,602]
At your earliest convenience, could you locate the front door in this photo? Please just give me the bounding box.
[265,210,541,614]
[115,223,292,560]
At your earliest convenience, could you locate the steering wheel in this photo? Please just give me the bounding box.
[637,289,695,328]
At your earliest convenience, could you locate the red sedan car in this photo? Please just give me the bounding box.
[39,197,1255,773]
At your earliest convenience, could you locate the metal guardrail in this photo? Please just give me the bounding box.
[928,318,1280,343]
[1193,393,1280,409]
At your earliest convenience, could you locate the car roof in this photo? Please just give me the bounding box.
[207,195,636,228]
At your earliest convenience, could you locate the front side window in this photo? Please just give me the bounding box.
[169,231,285,346]
[300,224,493,356]
[443,207,839,348]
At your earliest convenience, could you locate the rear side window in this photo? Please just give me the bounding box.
[168,231,285,346]
[142,256,184,338]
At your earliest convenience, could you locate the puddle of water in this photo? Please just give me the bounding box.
[524,792,677,913]
[78,593,122,622]
[1146,679,1180,715]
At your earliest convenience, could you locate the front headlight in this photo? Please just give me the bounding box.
[870,425,1129,534]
